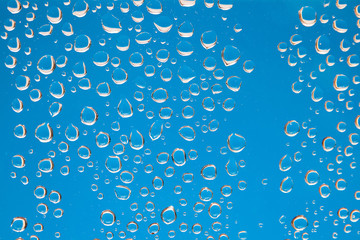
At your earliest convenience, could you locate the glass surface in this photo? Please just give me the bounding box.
[1,0,359,239]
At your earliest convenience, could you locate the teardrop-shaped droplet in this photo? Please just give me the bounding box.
[49,102,62,117]
[35,122,53,143]
[80,107,98,126]
[226,76,242,92]
[117,98,133,118]
[279,155,292,171]
[227,133,246,153]
[225,158,239,176]
[130,130,144,150]
[65,124,79,141]
[73,61,87,78]
[280,176,294,193]
[149,120,163,141]
[161,206,177,225]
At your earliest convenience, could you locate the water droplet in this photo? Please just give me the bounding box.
[101,210,116,226]
[151,88,168,103]
[280,176,293,193]
[65,124,79,142]
[208,202,221,219]
[149,120,163,141]
[201,164,217,180]
[179,126,196,141]
[80,107,98,126]
[222,45,240,66]
[37,55,55,75]
[284,120,300,137]
[161,206,177,225]
[201,30,217,49]
[38,158,54,173]
[333,74,349,91]
[114,185,131,200]
[322,137,336,152]
[35,122,53,143]
[117,98,133,118]
[101,13,121,33]
[96,131,110,148]
[291,215,308,231]
[299,6,316,27]
[105,156,122,173]
[172,148,186,166]
[11,217,27,232]
[11,155,25,168]
[72,0,89,17]
[305,170,319,185]
[130,130,144,150]
[227,133,246,153]
[279,155,292,171]
[112,68,128,85]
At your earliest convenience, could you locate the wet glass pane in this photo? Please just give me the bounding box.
[1,0,359,239]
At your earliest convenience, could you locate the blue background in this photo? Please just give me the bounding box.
[1,0,359,239]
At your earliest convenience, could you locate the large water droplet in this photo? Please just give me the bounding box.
[149,120,163,141]
[222,45,240,66]
[201,30,217,49]
[80,107,98,126]
[201,164,217,180]
[114,185,131,200]
[298,6,316,27]
[35,122,53,143]
[172,148,186,166]
[130,130,144,150]
[101,13,121,33]
[179,126,196,141]
[280,176,293,193]
[227,133,246,153]
[65,124,79,142]
[100,210,115,226]
[11,217,27,232]
[105,156,122,173]
[117,98,133,118]
[38,158,54,173]
[284,120,300,137]
[291,215,308,231]
[37,55,55,75]
[322,137,336,152]
[161,206,177,224]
